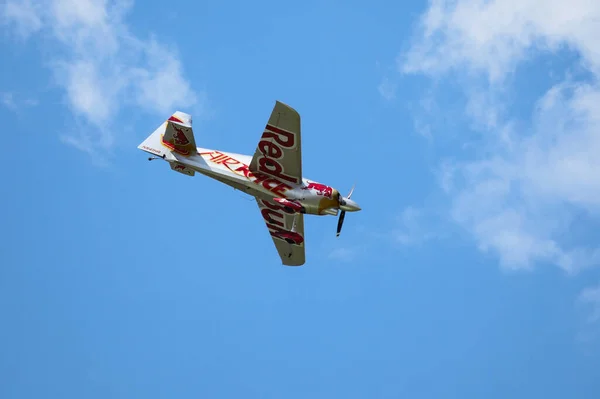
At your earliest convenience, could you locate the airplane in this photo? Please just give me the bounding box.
[137,101,361,266]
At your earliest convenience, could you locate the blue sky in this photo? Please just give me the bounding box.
[2,0,600,397]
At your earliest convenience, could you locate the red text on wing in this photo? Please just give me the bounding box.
[255,124,300,184]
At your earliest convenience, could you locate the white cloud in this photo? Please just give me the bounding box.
[444,82,600,272]
[1,91,38,111]
[398,0,600,272]
[2,0,201,153]
[1,92,16,110]
[395,207,438,246]
[328,247,357,262]
[378,77,397,101]
[579,283,600,324]
[1,0,42,38]
[401,0,600,83]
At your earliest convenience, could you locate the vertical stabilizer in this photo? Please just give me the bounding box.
[138,111,197,157]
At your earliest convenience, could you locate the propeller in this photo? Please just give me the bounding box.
[336,184,355,237]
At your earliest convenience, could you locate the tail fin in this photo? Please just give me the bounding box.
[138,111,197,157]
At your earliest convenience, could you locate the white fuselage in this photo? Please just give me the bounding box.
[165,147,341,216]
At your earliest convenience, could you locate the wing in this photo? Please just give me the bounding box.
[256,198,305,266]
[249,101,302,186]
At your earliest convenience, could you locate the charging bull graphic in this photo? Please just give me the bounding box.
[161,121,195,156]
[302,182,333,198]
[172,125,190,146]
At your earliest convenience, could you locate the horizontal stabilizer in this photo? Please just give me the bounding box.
[170,161,195,176]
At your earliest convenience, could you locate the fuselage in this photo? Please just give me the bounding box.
[167,147,350,216]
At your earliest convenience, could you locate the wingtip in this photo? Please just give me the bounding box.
[274,100,300,118]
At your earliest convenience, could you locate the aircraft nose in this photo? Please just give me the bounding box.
[349,199,361,211]
[341,198,361,212]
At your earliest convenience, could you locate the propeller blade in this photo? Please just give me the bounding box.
[347,184,355,199]
[336,210,346,237]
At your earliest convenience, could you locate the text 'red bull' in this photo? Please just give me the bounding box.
[255,124,300,185]
[259,199,304,245]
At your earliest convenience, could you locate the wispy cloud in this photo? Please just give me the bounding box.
[1,91,38,111]
[395,206,439,246]
[400,0,600,83]
[1,92,17,110]
[377,77,397,101]
[1,0,203,155]
[328,247,357,262]
[579,283,600,324]
[396,0,600,272]
[577,282,600,345]
[1,0,42,39]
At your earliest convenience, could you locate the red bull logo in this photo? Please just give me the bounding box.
[172,125,190,146]
[174,164,186,171]
[303,182,333,198]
